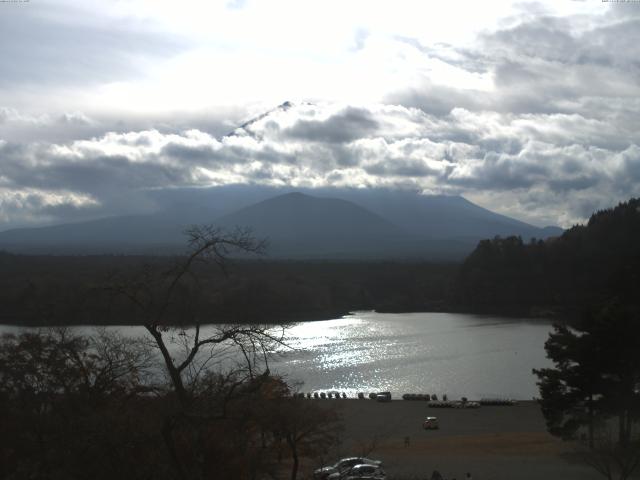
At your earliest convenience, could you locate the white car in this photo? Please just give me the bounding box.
[335,464,386,480]
[423,416,439,429]
[314,457,383,480]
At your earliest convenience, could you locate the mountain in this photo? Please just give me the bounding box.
[144,185,562,241]
[0,187,562,259]
[215,192,404,256]
[0,214,185,254]
[310,188,562,240]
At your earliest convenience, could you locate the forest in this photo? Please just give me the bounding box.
[451,198,640,319]
[0,252,456,327]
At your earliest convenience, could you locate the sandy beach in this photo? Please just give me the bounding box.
[306,399,605,480]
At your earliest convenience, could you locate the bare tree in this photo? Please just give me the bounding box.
[107,226,289,400]
[107,226,297,479]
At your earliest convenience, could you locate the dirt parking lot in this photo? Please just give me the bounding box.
[307,400,607,480]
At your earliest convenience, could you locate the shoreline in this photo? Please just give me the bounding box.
[0,307,559,328]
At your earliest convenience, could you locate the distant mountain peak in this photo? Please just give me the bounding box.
[276,191,307,199]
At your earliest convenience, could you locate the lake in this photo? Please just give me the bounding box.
[0,311,553,400]
[269,311,552,400]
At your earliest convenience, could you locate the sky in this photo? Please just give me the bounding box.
[1,0,639,229]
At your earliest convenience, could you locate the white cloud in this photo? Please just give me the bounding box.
[2,101,639,228]
[1,1,639,229]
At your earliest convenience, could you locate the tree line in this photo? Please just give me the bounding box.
[0,252,457,327]
[451,198,640,318]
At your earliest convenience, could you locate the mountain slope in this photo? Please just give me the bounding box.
[0,214,186,254]
[149,185,562,240]
[0,187,562,258]
[214,192,412,257]
[316,188,561,240]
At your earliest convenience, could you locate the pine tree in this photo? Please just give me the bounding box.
[534,301,640,451]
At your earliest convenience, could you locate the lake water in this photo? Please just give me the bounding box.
[0,311,553,400]
[269,311,552,400]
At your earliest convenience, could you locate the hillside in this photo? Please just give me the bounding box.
[451,198,640,316]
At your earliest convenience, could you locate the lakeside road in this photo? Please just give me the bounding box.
[309,400,604,480]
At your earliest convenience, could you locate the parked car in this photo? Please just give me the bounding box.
[423,416,439,430]
[329,464,386,480]
[375,391,391,402]
[313,457,383,480]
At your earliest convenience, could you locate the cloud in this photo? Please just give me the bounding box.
[283,107,379,144]
[0,187,100,228]
[0,1,186,90]
[1,99,639,229]
[389,7,640,118]
[1,2,640,229]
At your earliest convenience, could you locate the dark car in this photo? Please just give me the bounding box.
[375,391,391,402]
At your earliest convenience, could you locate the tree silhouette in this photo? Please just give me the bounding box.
[534,302,640,479]
[105,226,309,479]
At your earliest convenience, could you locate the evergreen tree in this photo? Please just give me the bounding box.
[534,302,640,447]
[453,197,640,315]
[534,323,603,447]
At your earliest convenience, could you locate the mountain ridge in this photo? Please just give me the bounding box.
[0,188,562,259]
